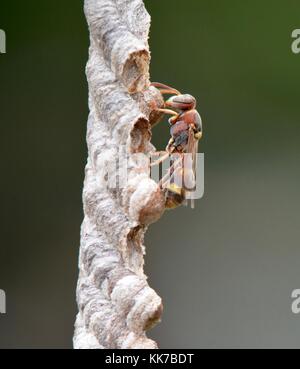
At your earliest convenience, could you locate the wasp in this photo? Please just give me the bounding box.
[150,82,203,209]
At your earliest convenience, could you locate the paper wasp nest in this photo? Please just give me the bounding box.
[74,0,165,349]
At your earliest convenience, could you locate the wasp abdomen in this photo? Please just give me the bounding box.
[165,184,184,209]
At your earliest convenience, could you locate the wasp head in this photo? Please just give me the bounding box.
[165,94,196,111]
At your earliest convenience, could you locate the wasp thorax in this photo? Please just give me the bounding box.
[165,94,196,111]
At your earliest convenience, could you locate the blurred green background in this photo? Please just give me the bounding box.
[0,0,300,348]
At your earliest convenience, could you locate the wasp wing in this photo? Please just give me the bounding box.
[159,128,198,202]
[159,153,183,189]
[185,127,199,208]
[185,127,197,188]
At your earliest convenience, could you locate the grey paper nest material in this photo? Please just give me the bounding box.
[73,0,165,349]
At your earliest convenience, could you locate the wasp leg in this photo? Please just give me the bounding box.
[151,82,181,95]
[166,137,175,151]
[155,108,179,125]
[152,150,169,156]
[156,108,178,117]
[150,151,170,167]
[150,138,175,167]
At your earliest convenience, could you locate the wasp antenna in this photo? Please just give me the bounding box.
[151,82,181,95]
